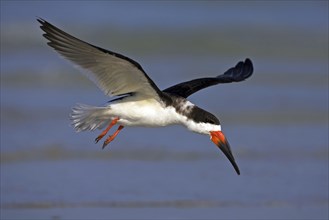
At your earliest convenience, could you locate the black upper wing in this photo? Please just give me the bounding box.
[162,58,253,98]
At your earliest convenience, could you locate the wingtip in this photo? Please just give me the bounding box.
[244,58,253,66]
[244,58,254,76]
[36,17,45,24]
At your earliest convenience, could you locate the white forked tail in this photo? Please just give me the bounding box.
[70,104,111,132]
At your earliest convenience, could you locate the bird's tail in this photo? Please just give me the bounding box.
[70,103,111,132]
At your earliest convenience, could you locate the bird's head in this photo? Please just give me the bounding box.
[186,120,240,175]
[184,106,240,175]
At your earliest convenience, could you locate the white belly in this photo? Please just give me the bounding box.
[70,96,220,134]
[108,97,185,127]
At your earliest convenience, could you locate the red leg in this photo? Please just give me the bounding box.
[102,125,124,149]
[95,117,119,143]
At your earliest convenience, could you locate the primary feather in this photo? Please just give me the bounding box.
[38,18,162,99]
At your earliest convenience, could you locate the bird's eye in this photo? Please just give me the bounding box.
[205,115,220,125]
[206,118,215,124]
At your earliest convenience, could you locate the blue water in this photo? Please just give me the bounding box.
[1,1,328,220]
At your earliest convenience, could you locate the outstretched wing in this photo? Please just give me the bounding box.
[38,18,162,99]
[163,58,253,98]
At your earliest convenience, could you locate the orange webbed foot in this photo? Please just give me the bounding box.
[102,125,124,149]
[94,117,120,144]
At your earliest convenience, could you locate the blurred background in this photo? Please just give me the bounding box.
[1,1,328,219]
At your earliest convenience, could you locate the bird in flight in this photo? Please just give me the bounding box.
[38,18,253,175]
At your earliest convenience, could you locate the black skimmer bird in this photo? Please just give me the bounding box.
[38,18,253,175]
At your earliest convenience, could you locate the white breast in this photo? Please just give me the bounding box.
[109,96,185,127]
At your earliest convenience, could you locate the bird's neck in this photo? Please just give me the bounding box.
[163,94,221,134]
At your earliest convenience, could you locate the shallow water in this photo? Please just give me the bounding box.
[1,1,328,219]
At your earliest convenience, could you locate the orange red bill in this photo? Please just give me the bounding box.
[210,131,240,175]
